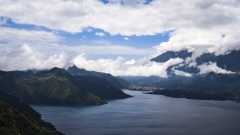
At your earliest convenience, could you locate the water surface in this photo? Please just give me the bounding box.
[32,90,240,135]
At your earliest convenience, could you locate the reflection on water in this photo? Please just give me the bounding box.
[32,90,240,135]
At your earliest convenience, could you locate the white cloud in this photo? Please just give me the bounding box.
[62,45,155,55]
[95,32,105,37]
[125,59,136,65]
[0,0,239,37]
[0,0,239,58]
[124,37,129,40]
[0,44,182,77]
[85,28,93,32]
[72,54,184,77]
[0,26,155,56]
[0,26,62,51]
[1,43,235,77]
[0,44,72,71]
[174,70,192,77]
[155,27,240,65]
[198,62,234,74]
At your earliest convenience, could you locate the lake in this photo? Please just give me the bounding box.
[32,90,240,135]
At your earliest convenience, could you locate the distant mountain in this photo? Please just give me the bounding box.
[67,65,129,88]
[151,50,240,74]
[144,73,240,102]
[0,94,64,135]
[121,76,163,85]
[196,50,240,72]
[74,75,132,99]
[147,88,237,101]
[0,68,107,105]
[151,50,192,63]
[142,73,240,90]
[138,50,240,101]
[115,77,130,88]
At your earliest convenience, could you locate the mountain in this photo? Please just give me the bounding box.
[67,65,129,88]
[142,50,240,101]
[151,50,240,74]
[147,88,237,101]
[0,92,40,119]
[0,94,64,135]
[144,73,240,102]
[74,75,132,99]
[0,68,106,105]
[196,50,240,72]
[151,50,192,63]
[115,77,130,88]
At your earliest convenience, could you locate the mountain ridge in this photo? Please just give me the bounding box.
[67,65,129,89]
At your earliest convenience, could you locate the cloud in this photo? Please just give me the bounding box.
[0,44,72,71]
[0,17,8,25]
[0,26,155,56]
[62,45,155,55]
[173,70,192,77]
[124,37,129,40]
[95,32,105,37]
[0,0,239,36]
[1,0,240,77]
[85,28,93,32]
[154,27,240,66]
[0,44,182,77]
[0,26,62,50]
[125,59,135,65]
[72,54,184,77]
[198,62,234,74]
[1,43,235,77]
[1,0,240,58]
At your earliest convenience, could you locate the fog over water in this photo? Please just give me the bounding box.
[32,90,240,135]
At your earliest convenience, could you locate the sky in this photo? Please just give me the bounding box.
[0,0,240,77]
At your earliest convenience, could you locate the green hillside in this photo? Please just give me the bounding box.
[0,100,64,135]
[75,75,132,99]
[0,68,106,105]
[68,65,129,88]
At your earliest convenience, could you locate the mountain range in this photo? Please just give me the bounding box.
[142,50,240,101]
[0,67,131,105]
[67,65,130,89]
[0,66,132,134]
[151,50,240,74]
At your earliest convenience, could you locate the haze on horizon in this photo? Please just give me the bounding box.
[0,0,240,77]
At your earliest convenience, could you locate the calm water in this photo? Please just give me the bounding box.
[32,90,240,135]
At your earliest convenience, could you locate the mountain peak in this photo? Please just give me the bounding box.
[151,50,192,63]
[35,67,71,78]
[67,66,129,88]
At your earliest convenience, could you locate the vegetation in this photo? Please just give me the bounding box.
[0,67,133,105]
[75,75,132,99]
[147,88,239,101]
[68,65,129,88]
[145,49,240,102]
[151,50,240,74]
[144,73,240,102]
[0,67,133,134]
[0,99,64,135]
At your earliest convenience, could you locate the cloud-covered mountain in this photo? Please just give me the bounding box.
[151,50,240,76]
